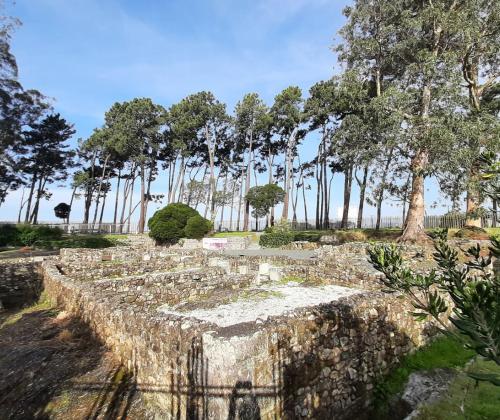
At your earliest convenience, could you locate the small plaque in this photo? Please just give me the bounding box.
[202,238,228,250]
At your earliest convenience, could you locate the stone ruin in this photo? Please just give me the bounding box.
[14,241,443,420]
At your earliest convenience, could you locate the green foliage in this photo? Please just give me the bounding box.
[150,220,183,244]
[259,221,294,248]
[38,235,119,250]
[293,231,322,242]
[148,203,211,244]
[368,234,500,385]
[0,224,19,247]
[0,224,63,247]
[184,215,212,239]
[372,335,474,418]
[246,184,285,218]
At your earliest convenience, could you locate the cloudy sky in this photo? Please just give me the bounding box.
[1,0,447,223]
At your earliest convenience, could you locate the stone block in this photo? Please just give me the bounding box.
[258,263,270,275]
[269,267,282,282]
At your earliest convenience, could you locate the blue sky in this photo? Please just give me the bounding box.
[0,0,448,223]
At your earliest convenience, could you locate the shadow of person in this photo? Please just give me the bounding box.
[227,381,261,420]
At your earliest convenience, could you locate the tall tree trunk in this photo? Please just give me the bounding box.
[267,152,276,226]
[341,165,353,228]
[302,182,308,228]
[229,178,237,231]
[30,176,47,224]
[91,154,110,227]
[138,162,146,233]
[143,166,154,227]
[400,150,428,241]
[67,185,77,224]
[375,147,394,230]
[399,20,442,242]
[237,170,244,231]
[170,157,184,204]
[282,128,298,220]
[24,174,37,223]
[127,175,136,233]
[243,130,254,231]
[113,168,122,226]
[167,158,177,204]
[322,158,329,229]
[219,173,228,231]
[356,165,369,229]
[83,151,97,224]
[17,187,26,223]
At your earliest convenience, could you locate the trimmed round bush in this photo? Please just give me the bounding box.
[184,215,212,239]
[148,203,211,244]
[150,220,184,244]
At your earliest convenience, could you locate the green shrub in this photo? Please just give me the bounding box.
[0,224,63,247]
[0,224,20,247]
[151,220,183,244]
[184,215,212,239]
[148,203,210,244]
[259,221,295,248]
[293,231,321,242]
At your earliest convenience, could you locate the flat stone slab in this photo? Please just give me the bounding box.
[157,283,362,327]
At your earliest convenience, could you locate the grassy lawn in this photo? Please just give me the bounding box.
[417,359,500,419]
[211,231,260,242]
[372,335,475,418]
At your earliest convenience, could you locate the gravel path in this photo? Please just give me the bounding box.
[158,283,362,327]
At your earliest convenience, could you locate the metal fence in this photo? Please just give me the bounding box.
[1,212,497,233]
[0,222,147,235]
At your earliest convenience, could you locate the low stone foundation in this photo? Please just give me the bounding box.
[0,258,48,310]
[37,244,440,419]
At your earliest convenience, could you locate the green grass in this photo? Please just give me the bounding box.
[0,292,56,330]
[417,359,500,419]
[485,227,500,236]
[212,231,255,237]
[36,234,126,250]
[373,335,475,417]
[279,275,306,284]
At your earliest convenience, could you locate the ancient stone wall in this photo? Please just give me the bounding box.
[0,258,48,309]
[40,247,437,419]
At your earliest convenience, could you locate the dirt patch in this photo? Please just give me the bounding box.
[0,303,149,419]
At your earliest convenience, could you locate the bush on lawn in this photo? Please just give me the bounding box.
[184,215,212,239]
[259,221,294,248]
[148,203,211,244]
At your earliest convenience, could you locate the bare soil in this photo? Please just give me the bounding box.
[0,303,151,419]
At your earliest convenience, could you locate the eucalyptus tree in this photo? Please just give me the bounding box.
[337,0,407,230]
[18,114,75,224]
[271,86,304,221]
[304,79,339,228]
[169,92,230,223]
[340,0,473,241]
[104,98,165,233]
[234,93,268,230]
[454,0,500,228]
